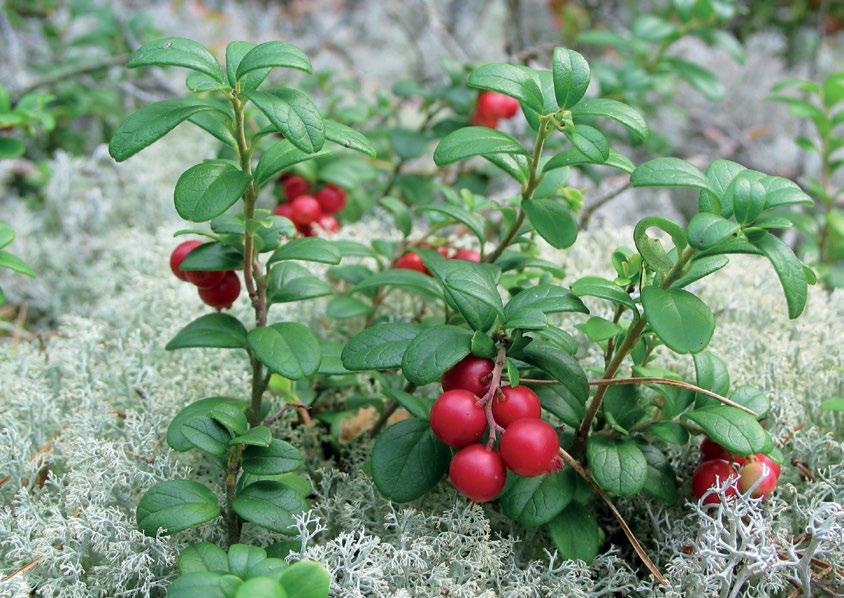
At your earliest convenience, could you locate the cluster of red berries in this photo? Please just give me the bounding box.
[470,91,520,129]
[273,174,345,236]
[169,240,241,310]
[392,246,481,275]
[691,437,781,504]
[429,355,561,502]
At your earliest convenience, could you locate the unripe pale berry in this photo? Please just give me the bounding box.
[392,251,429,275]
[449,444,506,502]
[281,174,309,201]
[429,389,486,447]
[738,454,780,498]
[314,184,346,214]
[691,459,737,504]
[169,240,202,281]
[198,271,241,310]
[499,418,559,477]
[491,385,542,428]
[289,195,322,226]
[441,355,494,397]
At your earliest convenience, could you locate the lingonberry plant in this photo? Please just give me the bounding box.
[0,221,34,305]
[339,46,813,581]
[108,36,372,596]
[768,71,844,288]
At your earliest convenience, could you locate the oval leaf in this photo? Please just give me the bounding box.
[248,323,321,379]
[136,480,220,535]
[641,286,715,354]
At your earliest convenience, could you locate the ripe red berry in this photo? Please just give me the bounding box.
[185,269,226,289]
[436,245,452,258]
[198,271,241,310]
[315,214,339,233]
[314,184,346,214]
[169,240,202,281]
[453,248,481,262]
[491,385,542,428]
[471,110,499,129]
[691,459,737,504]
[441,355,494,397]
[273,203,294,220]
[498,418,559,477]
[738,455,780,498]
[289,195,322,226]
[392,251,429,275]
[281,174,309,201]
[429,389,487,448]
[476,91,520,119]
[449,444,506,502]
[700,437,730,461]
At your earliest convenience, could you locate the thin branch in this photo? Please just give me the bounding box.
[578,180,632,228]
[12,54,129,101]
[558,447,668,586]
[516,376,758,416]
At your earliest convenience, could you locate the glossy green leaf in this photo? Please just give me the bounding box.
[552,47,590,108]
[586,436,647,496]
[547,502,600,562]
[279,561,330,598]
[687,213,740,250]
[639,444,678,505]
[341,322,422,371]
[571,276,636,308]
[234,578,286,598]
[730,385,770,419]
[500,469,574,527]
[0,251,34,277]
[127,37,223,82]
[565,124,609,162]
[167,397,247,451]
[225,41,270,89]
[267,262,331,303]
[433,126,526,166]
[523,197,578,249]
[631,158,714,193]
[641,286,715,354]
[167,572,226,598]
[467,63,544,114]
[179,542,229,574]
[247,322,321,379]
[231,426,272,447]
[441,263,503,331]
[352,269,442,301]
[515,339,589,402]
[180,241,243,271]
[242,439,303,475]
[401,325,473,385]
[571,97,648,141]
[244,89,324,153]
[543,147,635,173]
[667,57,724,101]
[174,161,250,222]
[324,119,376,156]
[136,480,220,535]
[232,481,308,533]
[751,231,808,319]
[236,41,311,79]
[254,140,330,187]
[181,416,231,457]
[686,405,769,456]
[268,238,341,265]
[418,204,487,244]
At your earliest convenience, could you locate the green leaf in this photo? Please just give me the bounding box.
[686,405,769,456]
[234,578,286,598]
[127,37,223,82]
[167,572,226,598]
[500,469,574,527]
[633,215,687,272]
[267,262,331,303]
[534,384,585,428]
[401,325,473,385]
[504,284,588,323]
[232,481,308,533]
[174,161,251,222]
[268,238,341,265]
[226,41,270,89]
[231,426,272,447]
[547,502,600,562]
[552,47,591,108]
[687,213,740,250]
[341,322,422,371]
[236,41,312,79]
[586,436,647,496]
[730,174,766,224]
[565,124,609,162]
[671,255,730,288]
[571,276,635,309]
[730,385,770,418]
[433,126,526,166]
[441,263,504,331]
[179,542,229,574]
[136,480,220,535]
[109,99,217,161]
[581,316,621,342]
[189,111,236,147]
[418,204,487,244]
[380,196,412,237]
[523,198,578,249]
[352,269,442,301]
[254,140,330,187]
[667,57,724,101]
[0,251,34,277]
[470,330,496,359]
[210,403,248,436]
[639,444,678,505]
[515,339,589,402]
[0,223,14,250]
[820,397,844,411]
[227,544,268,578]
[181,416,231,457]
[631,158,714,193]
[168,397,247,451]
[279,561,329,598]
[750,232,808,319]
[693,351,730,406]
[324,119,376,156]
[571,98,648,142]
[244,89,324,153]
[641,286,715,354]
[243,439,303,475]
[326,296,372,319]
[370,418,450,502]
[648,421,689,445]
[0,136,25,158]
[485,153,530,183]
[632,14,677,41]
[543,147,635,173]
[180,241,243,271]
[248,323,321,379]
[467,63,544,114]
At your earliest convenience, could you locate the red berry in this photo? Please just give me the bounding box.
[453,249,481,262]
[691,459,737,504]
[289,195,322,226]
[297,223,316,237]
[738,455,780,498]
[470,110,499,128]
[441,355,494,397]
[198,271,241,310]
[449,444,506,502]
[429,389,487,448]
[491,386,542,428]
[476,91,520,119]
[314,184,346,214]
[436,245,452,258]
[273,203,294,219]
[315,214,339,233]
[169,240,202,281]
[282,174,309,201]
[700,437,730,461]
[185,269,226,289]
[392,251,429,275]
[498,418,559,477]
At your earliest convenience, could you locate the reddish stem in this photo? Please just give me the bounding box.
[475,346,507,449]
